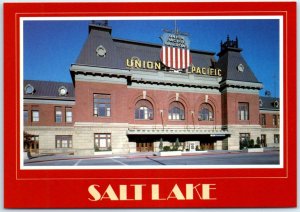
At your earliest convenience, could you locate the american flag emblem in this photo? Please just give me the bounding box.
[160,46,192,70]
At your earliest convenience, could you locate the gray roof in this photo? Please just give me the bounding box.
[216,49,259,83]
[259,96,280,110]
[75,24,216,70]
[24,80,74,100]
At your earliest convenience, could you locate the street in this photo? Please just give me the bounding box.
[24,151,280,167]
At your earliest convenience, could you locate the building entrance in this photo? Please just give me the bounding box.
[200,141,214,150]
[136,142,154,152]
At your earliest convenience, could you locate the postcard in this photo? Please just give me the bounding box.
[3,1,297,208]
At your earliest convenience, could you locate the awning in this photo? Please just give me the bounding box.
[127,128,230,136]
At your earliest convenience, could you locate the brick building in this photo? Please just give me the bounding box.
[23,23,280,155]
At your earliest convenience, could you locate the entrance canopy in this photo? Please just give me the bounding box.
[127,128,230,137]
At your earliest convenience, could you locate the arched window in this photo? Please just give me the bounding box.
[168,101,185,120]
[199,103,214,121]
[135,100,154,120]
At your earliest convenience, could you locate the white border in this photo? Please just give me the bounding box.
[20,16,284,170]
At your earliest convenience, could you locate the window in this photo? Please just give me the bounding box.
[24,84,34,94]
[66,107,72,123]
[199,103,214,121]
[24,110,28,123]
[58,86,68,96]
[55,107,62,123]
[240,133,250,142]
[168,101,185,120]
[261,134,266,147]
[238,103,249,120]
[32,111,39,122]
[273,115,278,127]
[274,134,279,144]
[94,133,111,151]
[31,135,39,150]
[135,100,153,120]
[240,133,250,147]
[260,114,266,126]
[56,135,72,148]
[94,94,111,117]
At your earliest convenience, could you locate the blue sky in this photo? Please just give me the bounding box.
[23,19,280,97]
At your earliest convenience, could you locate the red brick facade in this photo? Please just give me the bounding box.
[259,112,280,128]
[24,104,73,126]
[74,81,223,126]
[222,92,260,125]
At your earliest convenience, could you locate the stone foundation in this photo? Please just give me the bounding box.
[24,124,280,156]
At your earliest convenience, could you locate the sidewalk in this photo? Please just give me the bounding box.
[24,147,279,164]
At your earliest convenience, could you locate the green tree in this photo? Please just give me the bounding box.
[254,137,261,148]
[24,131,34,152]
[174,138,180,151]
[159,138,163,151]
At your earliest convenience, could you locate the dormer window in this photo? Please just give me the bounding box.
[237,63,244,72]
[273,100,279,108]
[96,45,106,57]
[259,99,263,107]
[58,86,68,96]
[24,84,34,94]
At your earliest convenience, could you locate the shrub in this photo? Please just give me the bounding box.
[240,140,247,150]
[256,137,261,148]
[94,145,100,152]
[249,139,255,148]
[196,145,200,151]
[163,146,171,151]
[174,138,180,150]
[254,144,261,148]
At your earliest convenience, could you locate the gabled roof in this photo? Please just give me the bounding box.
[259,96,280,110]
[24,80,74,100]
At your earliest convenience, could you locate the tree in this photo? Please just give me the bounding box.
[24,131,34,152]
[249,139,255,148]
[159,138,163,151]
[255,137,261,148]
[174,138,180,151]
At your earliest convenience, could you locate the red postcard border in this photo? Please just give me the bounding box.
[4,2,297,208]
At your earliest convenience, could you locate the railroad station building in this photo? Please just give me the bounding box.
[23,23,280,155]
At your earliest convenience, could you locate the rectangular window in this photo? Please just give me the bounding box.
[238,103,249,120]
[32,111,39,122]
[240,133,250,148]
[273,115,278,126]
[94,94,111,117]
[94,133,111,151]
[55,135,72,148]
[240,133,250,142]
[31,135,39,150]
[261,134,266,147]
[24,110,28,123]
[260,114,266,126]
[66,107,72,123]
[55,107,62,123]
[274,134,280,144]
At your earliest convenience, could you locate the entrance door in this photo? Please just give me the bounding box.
[261,134,267,147]
[136,142,153,152]
[200,141,214,150]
